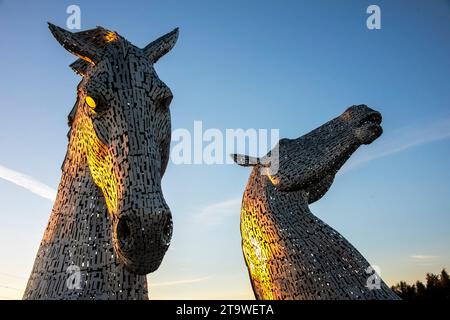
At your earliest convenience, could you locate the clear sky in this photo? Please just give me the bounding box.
[0,0,449,299]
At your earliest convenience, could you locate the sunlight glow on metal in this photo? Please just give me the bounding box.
[105,31,118,43]
[241,208,275,300]
[72,101,120,214]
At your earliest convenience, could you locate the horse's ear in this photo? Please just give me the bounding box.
[231,154,264,167]
[48,23,115,64]
[144,28,179,64]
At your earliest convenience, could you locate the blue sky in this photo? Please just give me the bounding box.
[0,0,449,299]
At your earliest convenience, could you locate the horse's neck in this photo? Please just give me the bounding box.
[23,134,148,300]
[244,169,399,300]
[53,153,107,247]
[245,169,312,221]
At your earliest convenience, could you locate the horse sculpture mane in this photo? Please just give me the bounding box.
[233,105,400,300]
[23,24,178,300]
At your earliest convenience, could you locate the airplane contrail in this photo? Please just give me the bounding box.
[340,116,450,174]
[0,165,56,201]
[150,276,211,287]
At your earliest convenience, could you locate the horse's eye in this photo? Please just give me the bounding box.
[85,96,97,110]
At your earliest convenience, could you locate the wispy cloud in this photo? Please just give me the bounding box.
[340,116,450,174]
[409,254,439,262]
[0,165,56,201]
[194,198,241,225]
[150,276,211,287]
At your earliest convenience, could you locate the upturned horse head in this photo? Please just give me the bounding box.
[232,105,386,299]
[233,105,383,201]
[49,23,178,274]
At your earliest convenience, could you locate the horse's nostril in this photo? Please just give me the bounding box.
[117,217,131,247]
[161,218,173,246]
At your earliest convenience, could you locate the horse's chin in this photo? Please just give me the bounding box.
[118,252,165,275]
[112,232,168,275]
[125,261,163,275]
[354,119,383,145]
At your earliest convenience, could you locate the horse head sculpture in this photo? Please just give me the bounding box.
[23,24,178,299]
[233,105,399,300]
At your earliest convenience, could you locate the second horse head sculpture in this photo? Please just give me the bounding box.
[233,105,400,300]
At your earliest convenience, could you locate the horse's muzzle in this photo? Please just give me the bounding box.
[113,207,173,275]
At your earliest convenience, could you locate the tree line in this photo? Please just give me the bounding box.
[391,268,450,300]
